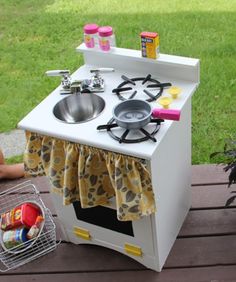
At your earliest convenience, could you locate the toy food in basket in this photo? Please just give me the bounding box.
[0,201,45,254]
[0,202,41,231]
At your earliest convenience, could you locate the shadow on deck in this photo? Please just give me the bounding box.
[0,164,236,282]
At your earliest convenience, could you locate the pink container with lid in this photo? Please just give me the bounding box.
[98,26,115,51]
[84,23,99,34]
[98,26,113,37]
[83,23,99,48]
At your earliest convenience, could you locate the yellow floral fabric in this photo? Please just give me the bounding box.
[24,131,156,221]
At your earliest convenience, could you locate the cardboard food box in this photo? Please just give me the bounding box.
[140,31,159,59]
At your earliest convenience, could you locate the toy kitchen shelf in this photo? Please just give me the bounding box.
[18,43,200,272]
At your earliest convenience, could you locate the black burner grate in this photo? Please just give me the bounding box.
[112,74,172,102]
[97,118,164,143]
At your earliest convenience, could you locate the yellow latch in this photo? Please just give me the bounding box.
[73,226,91,240]
[124,243,142,257]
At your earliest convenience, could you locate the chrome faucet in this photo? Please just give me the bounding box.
[45,70,73,94]
[45,68,114,94]
[80,68,114,93]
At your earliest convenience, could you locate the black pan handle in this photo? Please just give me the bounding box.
[97,124,119,130]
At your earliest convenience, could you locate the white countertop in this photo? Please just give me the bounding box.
[18,46,199,160]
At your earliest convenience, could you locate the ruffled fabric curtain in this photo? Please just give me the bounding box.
[24,131,156,221]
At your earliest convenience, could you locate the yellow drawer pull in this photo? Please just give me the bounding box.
[124,243,142,257]
[73,226,91,240]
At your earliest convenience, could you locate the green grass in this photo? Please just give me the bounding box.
[0,0,235,164]
[5,155,23,165]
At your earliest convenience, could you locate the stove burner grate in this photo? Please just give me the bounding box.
[97,118,164,143]
[112,74,172,102]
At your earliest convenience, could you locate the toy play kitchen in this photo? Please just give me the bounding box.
[18,40,199,271]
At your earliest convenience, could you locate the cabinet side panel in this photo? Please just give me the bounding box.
[150,97,192,270]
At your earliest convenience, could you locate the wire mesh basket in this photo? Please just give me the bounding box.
[0,180,57,272]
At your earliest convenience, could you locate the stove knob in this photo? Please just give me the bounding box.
[157,97,172,109]
[168,86,182,99]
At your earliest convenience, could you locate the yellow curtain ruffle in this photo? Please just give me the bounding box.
[24,131,156,221]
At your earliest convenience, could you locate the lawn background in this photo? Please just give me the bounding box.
[0,0,235,164]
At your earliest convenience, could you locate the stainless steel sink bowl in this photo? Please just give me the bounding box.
[53,94,105,123]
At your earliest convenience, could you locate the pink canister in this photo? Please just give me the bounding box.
[98,26,116,51]
[83,23,99,48]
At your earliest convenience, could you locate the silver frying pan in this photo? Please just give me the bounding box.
[112,99,152,129]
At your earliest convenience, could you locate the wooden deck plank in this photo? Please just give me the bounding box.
[36,181,236,212]
[7,179,234,239]
[191,164,229,185]
[1,266,236,282]
[52,206,236,240]
[192,184,236,209]
[165,235,236,268]
[2,178,234,211]
[3,233,236,274]
[54,208,236,240]
[0,178,25,191]
[40,193,56,215]
[179,208,236,236]
[0,177,50,192]
[4,243,143,274]
[0,164,230,191]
